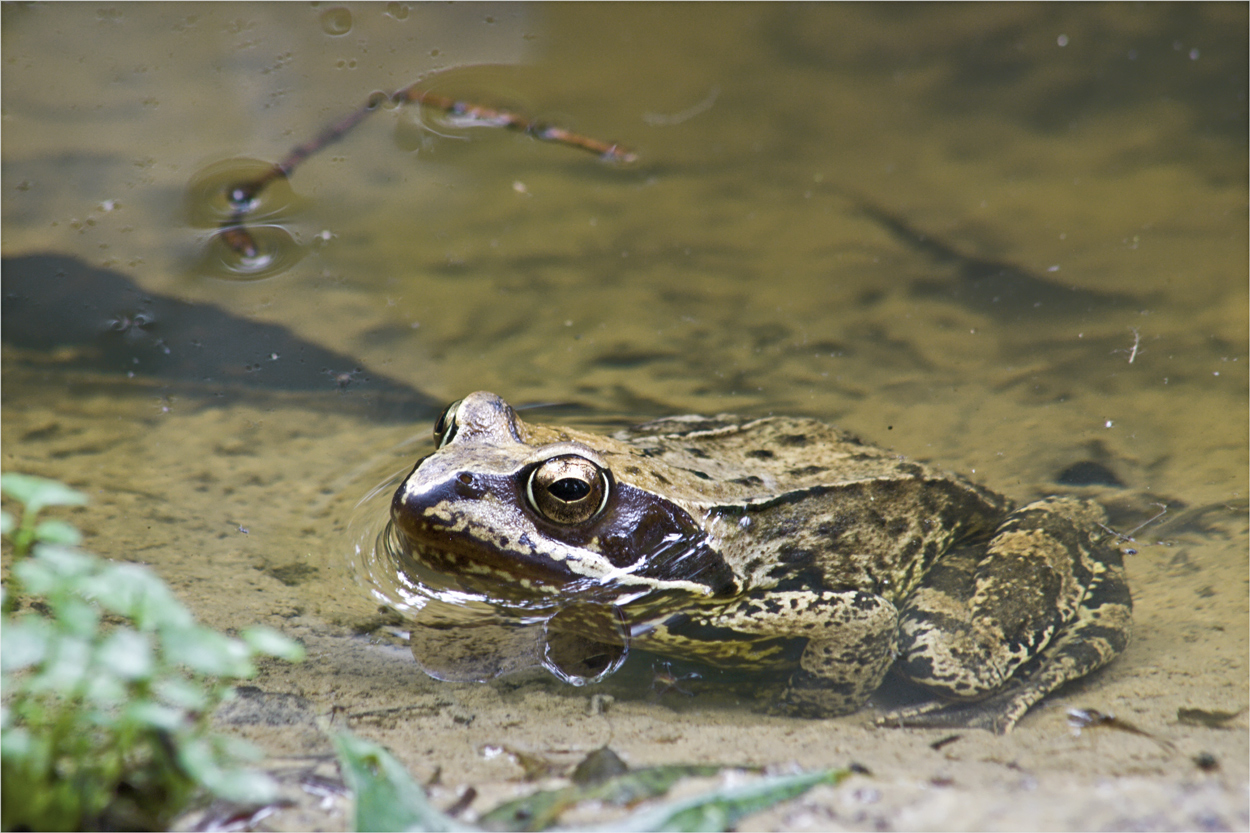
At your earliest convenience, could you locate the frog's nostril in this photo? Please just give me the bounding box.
[453,471,484,498]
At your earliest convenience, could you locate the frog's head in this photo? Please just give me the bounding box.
[391,392,736,602]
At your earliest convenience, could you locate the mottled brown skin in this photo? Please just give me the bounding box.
[391,392,1133,732]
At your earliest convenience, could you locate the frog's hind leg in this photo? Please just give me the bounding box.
[884,497,1132,733]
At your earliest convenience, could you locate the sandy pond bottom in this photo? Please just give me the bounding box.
[2,4,1247,830]
[209,628,1249,833]
[3,386,1245,832]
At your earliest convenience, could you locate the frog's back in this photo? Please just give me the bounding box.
[611,414,1013,598]
[612,414,903,499]
[611,413,988,505]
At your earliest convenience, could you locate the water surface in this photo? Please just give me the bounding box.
[3,4,1246,830]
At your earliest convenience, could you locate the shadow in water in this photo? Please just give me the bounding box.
[1,254,438,423]
[850,197,1144,320]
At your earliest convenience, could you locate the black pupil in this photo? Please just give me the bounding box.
[548,477,591,502]
[434,406,457,444]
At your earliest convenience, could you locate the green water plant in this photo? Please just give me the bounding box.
[332,730,849,833]
[1,473,305,831]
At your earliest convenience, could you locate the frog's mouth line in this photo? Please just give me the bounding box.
[384,520,669,612]
[377,522,736,689]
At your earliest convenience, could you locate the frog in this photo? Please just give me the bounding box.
[389,391,1133,733]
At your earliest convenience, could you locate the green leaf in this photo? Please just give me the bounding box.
[1,510,14,536]
[96,627,154,681]
[479,787,570,831]
[161,625,254,678]
[598,769,849,832]
[29,633,92,693]
[212,732,265,764]
[203,767,280,805]
[14,544,94,595]
[1,617,53,672]
[481,763,725,832]
[126,700,187,733]
[153,677,210,712]
[51,596,101,639]
[1,725,34,761]
[241,626,306,662]
[176,736,278,805]
[1,473,88,514]
[33,518,82,546]
[331,731,471,833]
[175,735,221,783]
[34,542,94,574]
[83,673,128,707]
[91,563,193,630]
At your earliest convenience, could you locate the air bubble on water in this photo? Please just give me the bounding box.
[320,7,353,36]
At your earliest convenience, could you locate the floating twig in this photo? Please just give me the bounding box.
[218,80,636,259]
[928,733,962,751]
[643,85,720,126]
[650,661,701,697]
[1067,707,1175,751]
[1113,327,1143,364]
[1097,501,1168,553]
[1127,327,1141,363]
[1176,706,1246,728]
[398,86,637,163]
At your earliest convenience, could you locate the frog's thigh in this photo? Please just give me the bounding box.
[897,497,1129,703]
[708,589,898,715]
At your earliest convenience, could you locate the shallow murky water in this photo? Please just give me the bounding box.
[3,4,1247,830]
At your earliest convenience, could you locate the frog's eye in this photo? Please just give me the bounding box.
[527,455,611,525]
[433,399,463,448]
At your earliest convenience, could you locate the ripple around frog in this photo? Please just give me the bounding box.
[348,468,634,686]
